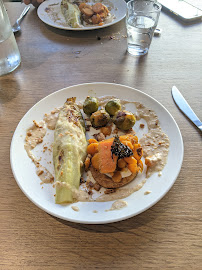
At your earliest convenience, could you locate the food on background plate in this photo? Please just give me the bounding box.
[61,0,82,28]
[53,97,87,203]
[61,0,110,28]
[79,2,109,26]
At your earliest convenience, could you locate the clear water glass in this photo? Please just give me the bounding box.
[0,0,21,76]
[126,0,161,56]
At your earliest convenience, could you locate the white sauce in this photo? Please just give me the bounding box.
[105,200,128,212]
[135,102,170,178]
[24,120,54,184]
[43,107,61,130]
[71,206,80,212]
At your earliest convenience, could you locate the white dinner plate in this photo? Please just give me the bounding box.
[10,83,183,224]
[37,0,127,31]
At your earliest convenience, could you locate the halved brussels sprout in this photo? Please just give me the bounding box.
[113,110,136,131]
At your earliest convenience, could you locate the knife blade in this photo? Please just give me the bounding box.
[172,86,202,132]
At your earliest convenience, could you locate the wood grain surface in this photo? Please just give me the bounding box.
[0,3,202,269]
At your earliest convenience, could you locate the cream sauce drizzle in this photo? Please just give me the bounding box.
[53,179,146,202]
[135,102,170,178]
[71,206,80,212]
[43,107,61,130]
[24,120,54,184]
[105,200,128,212]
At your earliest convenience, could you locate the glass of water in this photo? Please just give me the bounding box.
[0,0,21,76]
[126,0,161,56]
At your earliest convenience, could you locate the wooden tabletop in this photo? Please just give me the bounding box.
[1,2,202,269]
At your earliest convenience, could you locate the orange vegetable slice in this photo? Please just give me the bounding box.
[133,144,143,161]
[91,153,100,170]
[87,143,98,155]
[88,138,98,144]
[98,140,118,174]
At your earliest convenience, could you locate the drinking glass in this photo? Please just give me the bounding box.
[126,0,161,56]
[0,0,21,76]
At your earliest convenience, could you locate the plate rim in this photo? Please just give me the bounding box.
[10,82,184,224]
[37,0,127,31]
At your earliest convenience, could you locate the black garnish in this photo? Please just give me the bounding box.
[111,135,133,160]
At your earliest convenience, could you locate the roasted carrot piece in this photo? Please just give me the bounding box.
[122,140,133,150]
[126,157,138,173]
[88,138,98,144]
[87,143,98,155]
[84,155,91,171]
[124,156,137,164]
[100,126,112,136]
[133,144,143,160]
[91,153,100,170]
[128,163,138,174]
[98,140,118,174]
[118,159,127,169]
[119,135,131,143]
[131,135,138,144]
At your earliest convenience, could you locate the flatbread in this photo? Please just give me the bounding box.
[90,166,137,189]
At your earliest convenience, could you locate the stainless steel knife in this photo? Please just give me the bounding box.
[172,86,202,132]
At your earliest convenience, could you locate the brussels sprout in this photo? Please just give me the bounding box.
[113,110,136,131]
[105,99,122,116]
[83,96,98,115]
[90,109,110,128]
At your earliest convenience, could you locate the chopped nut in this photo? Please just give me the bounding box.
[88,181,94,188]
[86,125,91,132]
[112,127,119,134]
[84,155,91,171]
[43,146,48,152]
[100,125,112,137]
[94,183,101,191]
[88,190,93,195]
[93,132,105,142]
[140,124,145,128]
[37,169,44,176]
[80,177,85,184]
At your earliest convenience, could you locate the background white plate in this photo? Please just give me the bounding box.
[37,0,127,31]
[10,83,183,224]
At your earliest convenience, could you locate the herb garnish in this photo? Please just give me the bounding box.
[111,135,133,159]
